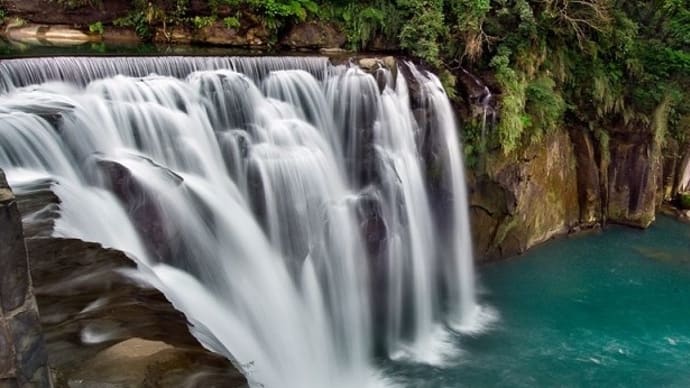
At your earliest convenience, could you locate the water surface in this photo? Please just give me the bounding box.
[389,216,690,387]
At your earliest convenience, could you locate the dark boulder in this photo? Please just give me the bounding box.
[0,169,52,387]
[281,22,346,49]
[606,127,659,228]
[2,0,130,25]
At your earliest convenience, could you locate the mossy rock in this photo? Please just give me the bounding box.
[678,192,690,210]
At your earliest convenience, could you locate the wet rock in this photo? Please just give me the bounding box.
[282,22,346,49]
[191,20,269,47]
[1,0,130,25]
[102,28,140,44]
[4,24,98,46]
[673,146,690,194]
[660,139,680,201]
[356,192,388,262]
[355,192,388,355]
[469,129,580,260]
[569,127,603,225]
[95,159,170,263]
[14,181,60,239]
[68,338,242,388]
[0,183,29,313]
[0,324,13,376]
[606,128,659,228]
[153,26,193,45]
[356,57,397,92]
[677,192,690,210]
[366,34,398,52]
[0,169,52,387]
[8,310,49,384]
[11,172,245,387]
[467,173,513,257]
[26,238,245,388]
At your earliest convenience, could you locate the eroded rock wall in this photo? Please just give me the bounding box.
[12,177,247,387]
[467,119,680,260]
[606,128,660,228]
[469,129,580,260]
[0,169,52,387]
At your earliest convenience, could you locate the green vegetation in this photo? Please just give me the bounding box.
[223,16,241,29]
[89,21,104,35]
[192,15,216,29]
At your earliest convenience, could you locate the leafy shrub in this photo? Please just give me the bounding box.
[490,46,528,154]
[524,76,565,141]
[114,11,152,40]
[193,15,216,29]
[223,16,241,29]
[398,0,446,66]
[89,21,104,35]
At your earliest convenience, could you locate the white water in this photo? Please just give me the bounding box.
[0,56,488,386]
[680,153,690,192]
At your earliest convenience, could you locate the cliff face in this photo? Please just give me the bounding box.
[1,0,130,25]
[468,129,580,260]
[606,127,661,228]
[0,169,52,387]
[468,120,689,261]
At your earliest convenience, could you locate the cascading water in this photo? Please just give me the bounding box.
[459,67,495,150]
[0,56,491,387]
[679,153,690,192]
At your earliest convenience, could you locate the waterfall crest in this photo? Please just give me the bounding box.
[0,56,490,387]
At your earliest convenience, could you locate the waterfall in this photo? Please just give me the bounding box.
[0,56,489,387]
[459,68,494,150]
[680,152,690,193]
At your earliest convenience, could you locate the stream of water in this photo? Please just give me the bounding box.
[0,55,490,387]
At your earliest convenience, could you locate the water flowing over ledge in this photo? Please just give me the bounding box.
[0,55,493,387]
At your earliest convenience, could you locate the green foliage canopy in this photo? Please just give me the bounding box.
[101,0,690,154]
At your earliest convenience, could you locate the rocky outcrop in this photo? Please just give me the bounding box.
[3,24,98,46]
[467,115,684,260]
[281,22,346,50]
[11,177,246,387]
[0,169,52,387]
[1,0,130,25]
[152,21,270,47]
[193,21,269,47]
[606,127,660,228]
[0,1,355,51]
[568,127,603,226]
[24,237,245,388]
[469,129,580,260]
